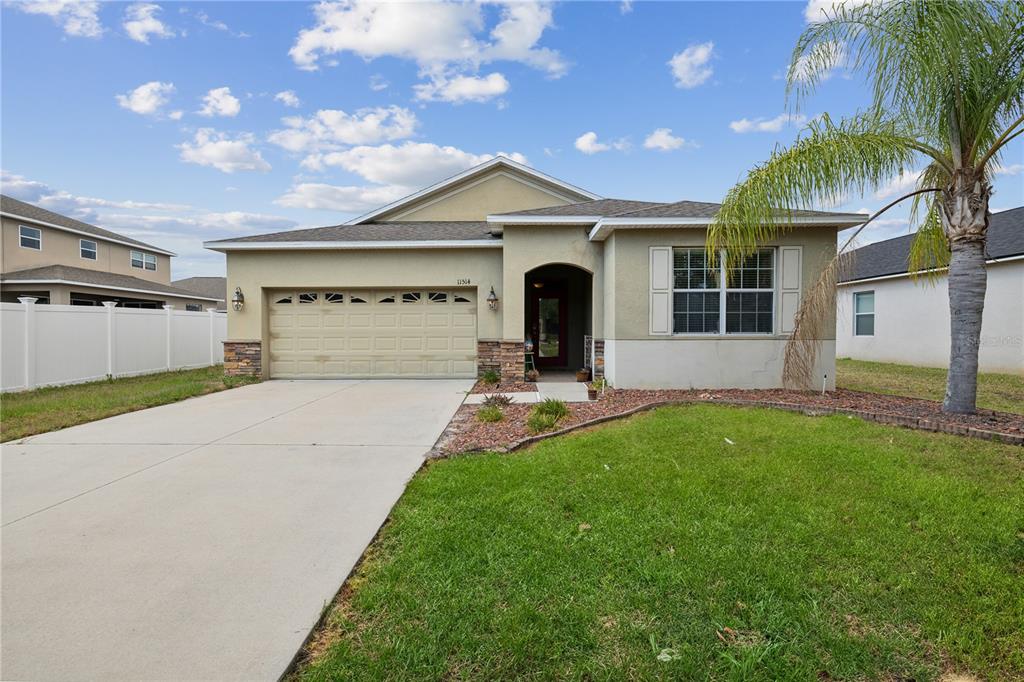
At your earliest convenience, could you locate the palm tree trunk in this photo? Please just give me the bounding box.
[940,174,990,414]
[943,238,987,413]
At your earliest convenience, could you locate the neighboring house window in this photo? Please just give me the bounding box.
[131,250,157,271]
[19,225,41,250]
[80,239,97,260]
[185,303,203,312]
[671,248,775,335]
[672,248,720,334]
[854,291,875,336]
[725,249,774,334]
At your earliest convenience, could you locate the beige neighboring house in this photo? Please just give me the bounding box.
[172,276,228,311]
[206,158,864,388]
[1,195,222,310]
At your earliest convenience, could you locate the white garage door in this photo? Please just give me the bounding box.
[267,289,477,378]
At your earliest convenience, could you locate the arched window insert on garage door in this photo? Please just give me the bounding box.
[325,292,344,303]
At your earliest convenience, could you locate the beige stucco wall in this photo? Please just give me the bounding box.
[381,170,578,221]
[224,248,504,342]
[499,225,605,340]
[605,226,838,340]
[1,217,171,283]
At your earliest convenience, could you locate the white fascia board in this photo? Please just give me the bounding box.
[588,215,867,241]
[0,279,222,301]
[486,214,603,224]
[837,253,1024,286]
[0,211,177,256]
[203,239,504,252]
[345,157,601,225]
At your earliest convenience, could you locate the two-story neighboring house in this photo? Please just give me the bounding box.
[0,195,222,310]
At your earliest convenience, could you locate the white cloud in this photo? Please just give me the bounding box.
[277,144,528,211]
[668,41,714,89]
[413,73,510,103]
[274,90,301,108]
[312,142,527,187]
[643,128,688,151]
[275,183,411,212]
[288,1,565,102]
[123,3,175,43]
[574,131,629,154]
[115,81,175,116]
[198,87,241,117]
[268,106,418,155]
[874,169,922,200]
[177,129,270,173]
[169,110,183,120]
[729,113,807,133]
[13,0,103,38]
[620,1,634,14]
[804,0,873,23]
[369,74,389,91]
[993,163,1023,176]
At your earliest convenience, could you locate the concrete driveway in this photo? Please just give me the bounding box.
[1,379,472,681]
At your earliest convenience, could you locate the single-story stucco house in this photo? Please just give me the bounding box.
[837,206,1023,375]
[205,158,865,388]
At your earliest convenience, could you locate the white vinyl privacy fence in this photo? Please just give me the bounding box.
[1,299,227,392]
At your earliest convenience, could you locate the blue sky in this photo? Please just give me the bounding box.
[2,0,1021,278]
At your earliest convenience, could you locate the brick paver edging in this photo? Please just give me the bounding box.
[502,398,1024,453]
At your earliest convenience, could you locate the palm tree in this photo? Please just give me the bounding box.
[707,0,1023,413]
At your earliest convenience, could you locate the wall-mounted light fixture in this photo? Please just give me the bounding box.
[231,287,245,312]
[487,286,499,311]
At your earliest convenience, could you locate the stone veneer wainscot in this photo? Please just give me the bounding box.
[223,340,261,376]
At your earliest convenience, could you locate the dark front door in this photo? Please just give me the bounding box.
[530,284,568,368]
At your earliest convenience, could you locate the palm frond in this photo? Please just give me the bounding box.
[908,207,949,283]
[707,113,917,270]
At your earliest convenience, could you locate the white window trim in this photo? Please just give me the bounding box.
[19,225,42,250]
[671,247,777,337]
[80,239,98,260]
[131,250,158,271]
[853,290,875,336]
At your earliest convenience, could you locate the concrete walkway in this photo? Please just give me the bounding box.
[463,381,591,404]
[1,379,472,682]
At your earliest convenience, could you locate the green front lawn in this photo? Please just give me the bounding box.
[1,366,256,442]
[837,358,1024,415]
[299,405,1023,681]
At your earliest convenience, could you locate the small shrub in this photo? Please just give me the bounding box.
[480,369,501,385]
[482,393,513,407]
[535,398,569,419]
[591,378,606,392]
[477,405,503,423]
[526,410,559,433]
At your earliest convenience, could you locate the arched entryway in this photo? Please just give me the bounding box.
[524,263,592,373]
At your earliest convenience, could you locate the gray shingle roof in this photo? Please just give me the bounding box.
[495,197,866,220]
[206,221,499,244]
[840,207,1024,282]
[0,194,172,254]
[498,199,663,217]
[1,265,221,300]
[171,276,227,306]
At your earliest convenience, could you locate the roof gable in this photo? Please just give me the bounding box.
[349,157,600,224]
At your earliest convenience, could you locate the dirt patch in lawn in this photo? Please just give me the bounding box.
[435,388,1024,454]
[469,380,538,394]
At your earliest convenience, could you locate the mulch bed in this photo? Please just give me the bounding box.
[433,388,1024,455]
[469,380,538,394]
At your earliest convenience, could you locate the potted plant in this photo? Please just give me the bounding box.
[587,377,605,401]
[525,368,540,382]
[575,367,590,382]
